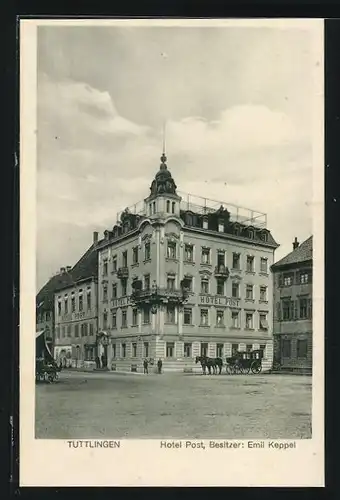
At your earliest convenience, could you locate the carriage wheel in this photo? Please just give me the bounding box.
[48,373,56,383]
[251,362,262,374]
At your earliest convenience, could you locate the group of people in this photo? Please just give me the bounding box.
[95,354,107,369]
[143,358,163,374]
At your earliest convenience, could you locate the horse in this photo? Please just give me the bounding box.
[195,356,223,375]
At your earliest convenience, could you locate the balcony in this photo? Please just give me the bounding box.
[131,286,188,307]
[117,267,129,279]
[214,265,230,279]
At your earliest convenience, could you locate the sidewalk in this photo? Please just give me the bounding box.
[62,368,163,376]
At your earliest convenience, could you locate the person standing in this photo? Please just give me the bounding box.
[157,358,163,374]
[143,358,149,374]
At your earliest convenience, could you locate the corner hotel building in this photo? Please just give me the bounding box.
[96,153,279,372]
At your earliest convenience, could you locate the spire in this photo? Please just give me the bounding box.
[160,121,167,168]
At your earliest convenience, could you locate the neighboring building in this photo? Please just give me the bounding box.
[53,232,102,369]
[271,236,313,373]
[36,267,74,352]
[96,152,279,373]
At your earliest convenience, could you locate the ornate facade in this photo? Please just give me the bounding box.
[96,155,279,373]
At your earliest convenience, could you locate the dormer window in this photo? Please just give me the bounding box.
[172,202,175,214]
[248,229,254,239]
[166,200,170,212]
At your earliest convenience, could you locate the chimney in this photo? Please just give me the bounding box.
[66,266,72,272]
[293,237,300,250]
[60,267,66,274]
[93,231,99,246]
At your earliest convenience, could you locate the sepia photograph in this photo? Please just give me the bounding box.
[20,18,324,486]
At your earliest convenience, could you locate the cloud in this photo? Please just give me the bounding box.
[36,74,313,290]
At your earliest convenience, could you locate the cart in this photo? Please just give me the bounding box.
[226,349,263,375]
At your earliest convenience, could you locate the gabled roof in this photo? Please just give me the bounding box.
[36,238,103,311]
[271,236,313,270]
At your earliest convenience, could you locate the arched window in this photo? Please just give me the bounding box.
[166,200,170,212]
[172,202,175,214]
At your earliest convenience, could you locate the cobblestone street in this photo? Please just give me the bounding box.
[35,371,312,440]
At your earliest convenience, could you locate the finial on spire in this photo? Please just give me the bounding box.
[160,120,167,166]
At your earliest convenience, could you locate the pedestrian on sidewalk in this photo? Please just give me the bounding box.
[143,358,149,374]
[157,358,163,374]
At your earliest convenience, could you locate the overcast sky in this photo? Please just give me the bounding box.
[36,23,316,291]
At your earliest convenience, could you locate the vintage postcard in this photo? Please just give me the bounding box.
[20,18,324,487]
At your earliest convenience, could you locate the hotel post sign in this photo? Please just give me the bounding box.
[199,295,241,307]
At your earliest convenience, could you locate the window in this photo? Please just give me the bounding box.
[167,275,175,291]
[58,301,61,315]
[67,325,71,337]
[112,283,117,298]
[259,313,268,330]
[172,202,175,214]
[80,324,84,337]
[144,274,150,290]
[79,295,83,312]
[246,284,254,300]
[64,298,68,314]
[217,251,225,267]
[167,241,177,259]
[153,201,156,214]
[71,296,75,313]
[184,343,192,357]
[232,282,240,298]
[201,343,208,357]
[122,343,126,358]
[122,310,127,327]
[103,312,108,329]
[132,342,137,358]
[112,312,117,328]
[103,259,108,276]
[201,248,210,264]
[299,298,308,319]
[103,285,108,302]
[122,251,128,268]
[216,310,224,326]
[245,312,254,329]
[216,279,225,295]
[260,286,267,302]
[300,272,309,284]
[83,323,88,337]
[246,256,254,272]
[232,343,238,355]
[185,244,194,262]
[143,308,150,324]
[282,300,292,321]
[183,308,192,325]
[231,311,240,328]
[61,326,66,338]
[216,343,223,358]
[232,253,240,270]
[166,342,175,357]
[297,339,308,358]
[87,291,91,310]
[55,327,60,339]
[283,274,293,286]
[246,344,252,353]
[89,323,94,335]
[112,256,117,272]
[282,339,291,358]
[112,344,116,358]
[144,342,149,358]
[166,305,176,324]
[121,279,127,297]
[144,242,151,261]
[260,344,266,357]
[132,308,138,326]
[74,324,79,337]
[132,247,139,264]
[200,309,209,326]
[166,200,170,212]
[260,258,268,273]
[201,278,209,294]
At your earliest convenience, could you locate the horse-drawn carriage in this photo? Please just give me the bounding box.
[226,349,263,375]
[36,330,61,383]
